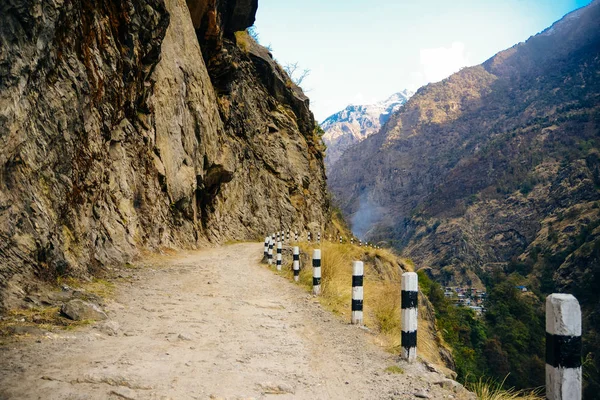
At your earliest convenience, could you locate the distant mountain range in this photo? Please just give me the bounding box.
[321,90,413,168]
[329,0,600,393]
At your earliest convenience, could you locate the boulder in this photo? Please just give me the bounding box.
[61,300,108,321]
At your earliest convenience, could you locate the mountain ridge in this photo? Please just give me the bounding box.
[329,0,600,393]
[321,90,413,168]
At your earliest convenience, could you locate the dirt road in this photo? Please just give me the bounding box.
[0,243,467,399]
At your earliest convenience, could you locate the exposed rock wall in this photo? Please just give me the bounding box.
[0,0,328,310]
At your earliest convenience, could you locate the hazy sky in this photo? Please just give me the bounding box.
[254,0,592,122]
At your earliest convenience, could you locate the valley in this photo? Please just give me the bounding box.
[326,0,600,396]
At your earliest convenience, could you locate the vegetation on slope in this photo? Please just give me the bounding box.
[264,240,451,368]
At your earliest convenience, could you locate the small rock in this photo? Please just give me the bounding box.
[178,333,192,341]
[98,320,120,336]
[434,379,465,393]
[61,299,108,321]
[414,391,430,399]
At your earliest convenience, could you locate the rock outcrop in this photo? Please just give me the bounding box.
[0,0,328,310]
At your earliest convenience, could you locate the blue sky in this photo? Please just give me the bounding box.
[253,0,592,121]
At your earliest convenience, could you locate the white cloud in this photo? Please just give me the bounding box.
[411,42,470,89]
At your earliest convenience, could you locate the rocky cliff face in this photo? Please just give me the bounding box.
[0,0,328,310]
[321,90,412,169]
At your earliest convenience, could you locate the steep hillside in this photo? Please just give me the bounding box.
[321,91,412,168]
[330,0,600,393]
[0,0,328,310]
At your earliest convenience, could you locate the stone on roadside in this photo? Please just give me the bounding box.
[61,299,108,321]
[98,320,120,336]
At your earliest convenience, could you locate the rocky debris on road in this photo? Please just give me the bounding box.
[96,320,121,336]
[257,382,296,395]
[61,299,108,321]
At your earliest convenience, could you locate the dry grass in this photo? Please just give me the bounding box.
[234,31,251,53]
[267,240,444,365]
[384,365,405,374]
[468,377,543,400]
[58,276,115,299]
[0,306,92,337]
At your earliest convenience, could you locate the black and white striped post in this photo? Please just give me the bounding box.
[264,236,269,258]
[359,239,362,247]
[317,232,321,243]
[312,249,321,295]
[401,272,418,363]
[351,261,364,325]
[293,246,300,282]
[295,231,298,242]
[546,294,582,400]
[339,236,342,244]
[267,238,274,266]
[287,230,290,243]
[276,241,282,271]
[351,237,354,245]
[308,231,311,242]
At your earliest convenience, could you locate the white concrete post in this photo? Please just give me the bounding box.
[276,241,282,271]
[267,238,274,266]
[312,249,321,295]
[293,246,300,282]
[546,294,582,400]
[351,261,364,325]
[401,272,418,363]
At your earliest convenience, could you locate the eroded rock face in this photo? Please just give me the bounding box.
[0,0,328,310]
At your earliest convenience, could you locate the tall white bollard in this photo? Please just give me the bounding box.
[401,272,418,363]
[351,261,364,325]
[276,241,282,271]
[546,294,582,400]
[293,246,300,282]
[264,236,269,258]
[267,238,274,266]
[312,249,321,295]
